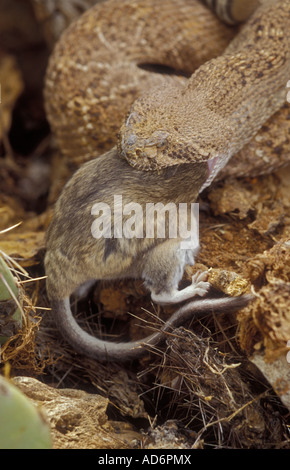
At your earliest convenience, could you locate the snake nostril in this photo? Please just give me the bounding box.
[144,146,158,159]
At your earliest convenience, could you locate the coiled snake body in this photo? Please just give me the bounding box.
[45,0,290,183]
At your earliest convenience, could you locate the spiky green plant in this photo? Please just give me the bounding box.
[0,375,52,449]
[0,256,22,344]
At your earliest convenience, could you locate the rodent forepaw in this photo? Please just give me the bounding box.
[193,282,211,297]
[191,271,210,297]
[191,270,209,284]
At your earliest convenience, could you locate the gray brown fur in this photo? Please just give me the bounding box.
[45,148,253,361]
[49,294,252,362]
[45,148,207,299]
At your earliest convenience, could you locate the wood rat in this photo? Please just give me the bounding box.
[45,148,252,362]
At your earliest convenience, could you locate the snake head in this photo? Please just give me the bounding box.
[119,109,171,170]
[118,80,232,186]
[118,83,208,171]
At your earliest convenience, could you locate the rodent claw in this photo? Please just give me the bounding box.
[191,270,209,284]
[193,281,211,297]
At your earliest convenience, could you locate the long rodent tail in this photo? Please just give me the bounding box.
[51,294,253,362]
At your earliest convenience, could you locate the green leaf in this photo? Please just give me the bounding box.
[0,375,52,449]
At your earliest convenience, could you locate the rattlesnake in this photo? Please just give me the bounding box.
[45,0,290,183]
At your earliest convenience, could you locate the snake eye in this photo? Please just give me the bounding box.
[150,130,170,148]
[126,134,138,146]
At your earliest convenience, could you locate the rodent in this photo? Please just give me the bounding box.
[45,148,252,361]
[44,0,289,361]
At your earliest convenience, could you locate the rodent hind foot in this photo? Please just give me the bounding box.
[151,270,210,305]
